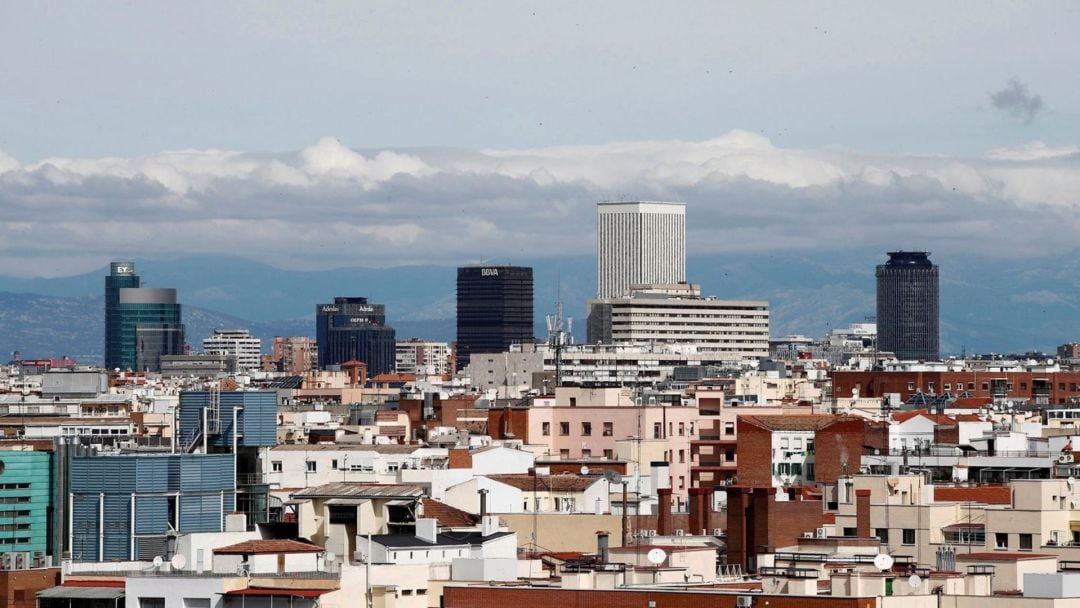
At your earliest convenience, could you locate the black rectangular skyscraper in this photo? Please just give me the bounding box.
[316,297,396,375]
[876,251,939,361]
[456,266,534,370]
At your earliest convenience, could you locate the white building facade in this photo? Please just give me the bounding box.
[597,201,686,299]
[202,329,262,372]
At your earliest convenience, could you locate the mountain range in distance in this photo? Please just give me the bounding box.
[0,249,1078,362]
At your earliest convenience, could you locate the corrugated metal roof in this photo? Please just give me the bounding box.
[291,482,425,499]
[38,586,126,600]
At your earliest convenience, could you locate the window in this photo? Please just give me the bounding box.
[542,422,550,436]
[724,422,735,436]
[780,437,789,449]
[331,459,339,470]
[995,533,1008,549]
[559,422,570,436]
[907,382,915,391]
[603,449,614,459]
[875,528,889,543]
[140,599,166,608]
[902,529,915,545]
[791,462,802,476]
[271,461,282,473]
[582,449,592,458]
[603,422,613,436]
[678,422,685,436]
[560,449,570,458]
[306,460,317,472]
[569,397,577,407]
[1020,382,1028,390]
[725,448,735,462]
[653,423,662,439]
[943,528,985,545]
[843,527,857,537]
[678,449,685,463]
[581,422,592,436]
[1019,534,1033,551]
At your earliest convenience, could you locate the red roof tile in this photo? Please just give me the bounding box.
[421,498,479,528]
[214,539,323,555]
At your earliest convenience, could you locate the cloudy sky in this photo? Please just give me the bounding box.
[1,1,1079,277]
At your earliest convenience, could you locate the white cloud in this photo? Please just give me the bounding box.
[1,133,1079,276]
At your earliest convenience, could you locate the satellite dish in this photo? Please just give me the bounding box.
[909,574,923,589]
[647,548,667,565]
[602,469,623,484]
[325,551,337,563]
[170,554,187,570]
[152,556,164,568]
[580,465,590,476]
[873,554,894,571]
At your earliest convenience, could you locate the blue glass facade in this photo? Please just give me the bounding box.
[0,450,53,557]
[69,453,235,561]
[178,390,278,449]
[104,262,185,372]
[316,297,396,375]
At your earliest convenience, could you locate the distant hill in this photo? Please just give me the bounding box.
[2,250,1080,361]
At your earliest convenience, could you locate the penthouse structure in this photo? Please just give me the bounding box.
[597,201,686,299]
[202,329,262,372]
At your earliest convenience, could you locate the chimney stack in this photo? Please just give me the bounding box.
[479,488,489,519]
[657,488,673,536]
[855,489,871,538]
[689,488,704,535]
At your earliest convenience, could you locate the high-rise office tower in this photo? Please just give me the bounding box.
[104,261,185,371]
[876,251,940,361]
[316,297,396,375]
[456,265,534,370]
[596,201,686,298]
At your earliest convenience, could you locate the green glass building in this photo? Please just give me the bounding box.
[104,262,185,371]
[0,450,53,557]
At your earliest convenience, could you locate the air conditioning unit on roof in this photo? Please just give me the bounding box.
[815,527,827,539]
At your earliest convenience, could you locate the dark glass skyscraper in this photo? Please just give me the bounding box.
[876,251,939,361]
[316,297,396,375]
[104,261,185,371]
[456,266,534,370]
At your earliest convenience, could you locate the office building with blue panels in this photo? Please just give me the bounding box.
[0,450,53,558]
[104,261,185,372]
[69,453,235,561]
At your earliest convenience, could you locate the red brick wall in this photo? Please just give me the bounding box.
[934,424,959,445]
[727,486,824,570]
[814,419,866,483]
[487,407,530,442]
[0,568,61,608]
[443,584,875,608]
[832,370,1080,404]
[735,419,773,486]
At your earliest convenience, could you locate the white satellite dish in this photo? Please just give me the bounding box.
[170,553,187,570]
[647,548,667,565]
[152,556,164,568]
[580,465,590,476]
[325,551,337,563]
[873,553,894,571]
[908,574,923,589]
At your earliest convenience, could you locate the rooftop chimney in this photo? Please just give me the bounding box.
[657,488,673,536]
[855,489,871,538]
[416,518,438,544]
[479,488,489,519]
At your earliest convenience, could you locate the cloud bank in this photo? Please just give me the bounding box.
[1,132,1079,277]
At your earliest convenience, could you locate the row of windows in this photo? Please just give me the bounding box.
[874,528,1036,550]
[0,483,30,490]
[542,421,694,437]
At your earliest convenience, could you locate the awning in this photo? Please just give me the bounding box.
[224,588,333,598]
[38,586,126,600]
[1070,521,1080,532]
[325,497,370,506]
[943,523,985,530]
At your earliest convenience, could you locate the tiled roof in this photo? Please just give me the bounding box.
[421,498,479,528]
[739,415,850,432]
[893,409,953,425]
[214,539,323,555]
[291,482,425,499]
[487,473,601,492]
[949,397,993,408]
[933,486,1012,505]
